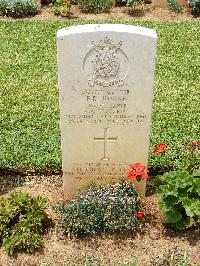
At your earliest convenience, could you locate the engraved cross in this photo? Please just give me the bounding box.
[94,128,118,161]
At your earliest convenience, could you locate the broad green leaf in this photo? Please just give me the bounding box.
[183,198,200,217]
[175,219,186,229]
[194,179,200,195]
[166,210,182,223]
[162,195,181,207]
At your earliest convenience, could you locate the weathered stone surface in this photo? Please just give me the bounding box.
[57,24,157,197]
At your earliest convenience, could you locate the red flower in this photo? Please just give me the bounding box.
[127,163,148,182]
[136,211,143,219]
[152,143,168,154]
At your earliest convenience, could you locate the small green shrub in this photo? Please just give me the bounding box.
[57,179,141,236]
[78,0,115,13]
[0,192,48,254]
[168,0,184,13]
[49,0,72,15]
[122,0,144,11]
[190,0,200,17]
[0,0,40,17]
[157,171,200,229]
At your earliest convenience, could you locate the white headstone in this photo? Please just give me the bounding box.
[57,24,157,197]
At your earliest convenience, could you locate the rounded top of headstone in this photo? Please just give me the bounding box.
[57,24,157,39]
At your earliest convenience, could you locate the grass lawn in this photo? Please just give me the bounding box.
[0,20,199,171]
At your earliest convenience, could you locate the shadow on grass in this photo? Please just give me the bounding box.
[0,167,62,177]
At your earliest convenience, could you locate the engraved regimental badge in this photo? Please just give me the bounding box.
[88,37,124,88]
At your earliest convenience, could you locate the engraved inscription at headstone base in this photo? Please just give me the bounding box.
[57,24,157,197]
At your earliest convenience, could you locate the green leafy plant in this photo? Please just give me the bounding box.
[0,192,48,254]
[49,0,72,16]
[78,0,115,13]
[168,0,184,13]
[122,0,144,11]
[56,179,141,236]
[157,171,200,229]
[0,0,40,17]
[189,0,200,17]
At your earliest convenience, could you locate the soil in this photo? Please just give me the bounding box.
[0,175,199,266]
[0,4,199,21]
